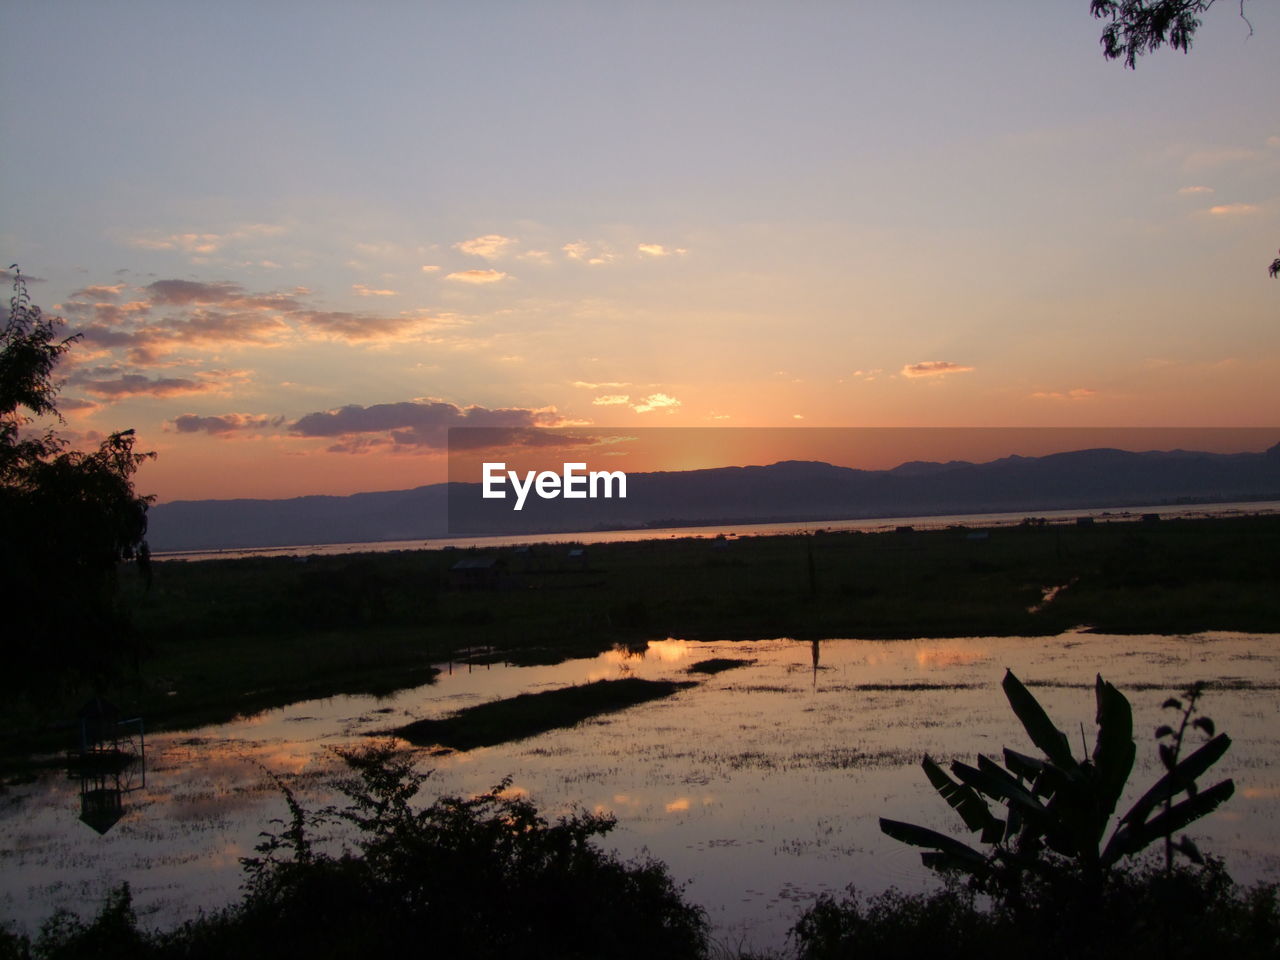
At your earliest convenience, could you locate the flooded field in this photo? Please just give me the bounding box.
[3,631,1278,953]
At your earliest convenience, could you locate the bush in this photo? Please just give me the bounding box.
[10,745,708,960]
[793,859,1280,960]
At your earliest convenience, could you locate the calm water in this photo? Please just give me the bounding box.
[153,500,1280,561]
[3,632,1278,952]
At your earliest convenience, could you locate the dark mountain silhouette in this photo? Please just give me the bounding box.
[147,443,1280,551]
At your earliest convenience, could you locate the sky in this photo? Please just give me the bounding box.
[2,1,1277,502]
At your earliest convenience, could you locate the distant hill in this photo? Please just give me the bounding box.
[147,442,1280,551]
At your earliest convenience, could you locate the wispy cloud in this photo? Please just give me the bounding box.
[170,412,284,435]
[1178,185,1215,195]
[124,223,286,258]
[445,269,508,284]
[62,276,457,361]
[572,380,631,389]
[632,392,681,413]
[69,283,128,300]
[563,241,617,265]
[1204,203,1260,216]
[454,234,517,260]
[70,371,229,399]
[290,398,569,451]
[352,283,397,297]
[592,394,631,406]
[901,361,974,379]
[637,243,687,258]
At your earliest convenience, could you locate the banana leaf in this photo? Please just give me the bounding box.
[1002,670,1075,770]
[1091,675,1136,820]
[951,757,1051,826]
[1103,778,1234,865]
[879,817,988,874]
[922,755,1002,841]
[1119,733,1232,828]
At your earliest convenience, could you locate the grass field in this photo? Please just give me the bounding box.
[5,514,1279,764]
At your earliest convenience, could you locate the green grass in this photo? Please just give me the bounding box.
[391,677,695,750]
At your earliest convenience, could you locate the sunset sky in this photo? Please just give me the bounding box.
[2,1,1277,502]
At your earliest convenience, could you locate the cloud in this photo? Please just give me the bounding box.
[632,393,681,413]
[637,243,687,258]
[445,269,508,284]
[352,283,397,297]
[572,380,631,389]
[454,234,517,260]
[1178,185,1215,196]
[57,396,101,410]
[1030,388,1098,401]
[144,279,301,311]
[73,373,223,399]
[420,265,441,273]
[294,309,438,342]
[124,223,286,258]
[170,412,285,435]
[74,307,291,363]
[592,395,631,406]
[1205,203,1259,216]
[901,361,974,379]
[0,269,45,284]
[290,398,569,451]
[563,241,616,265]
[70,283,127,300]
[63,276,454,359]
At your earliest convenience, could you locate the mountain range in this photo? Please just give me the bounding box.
[145,443,1280,552]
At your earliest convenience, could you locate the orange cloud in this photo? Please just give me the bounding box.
[445,269,508,284]
[1205,203,1259,216]
[901,361,974,379]
[632,393,681,413]
[454,234,517,259]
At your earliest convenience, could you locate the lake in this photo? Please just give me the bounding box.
[3,631,1278,954]
[153,499,1280,562]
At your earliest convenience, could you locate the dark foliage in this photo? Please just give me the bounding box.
[3,745,708,960]
[793,858,1280,960]
[1089,1,1251,68]
[881,672,1234,901]
[0,269,153,688]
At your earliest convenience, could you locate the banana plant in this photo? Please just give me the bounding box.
[880,671,1234,887]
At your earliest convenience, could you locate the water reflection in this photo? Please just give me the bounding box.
[3,632,1279,953]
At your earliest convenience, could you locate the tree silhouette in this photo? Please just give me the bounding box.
[1,267,154,686]
[1089,1,1254,68]
[1089,3,1275,279]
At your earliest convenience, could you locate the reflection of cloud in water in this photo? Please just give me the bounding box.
[646,638,692,662]
[6,631,1279,952]
[915,644,990,669]
[1242,786,1280,800]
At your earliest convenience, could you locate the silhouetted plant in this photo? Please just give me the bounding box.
[793,858,1280,960]
[880,671,1234,902]
[1,267,154,687]
[231,742,709,959]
